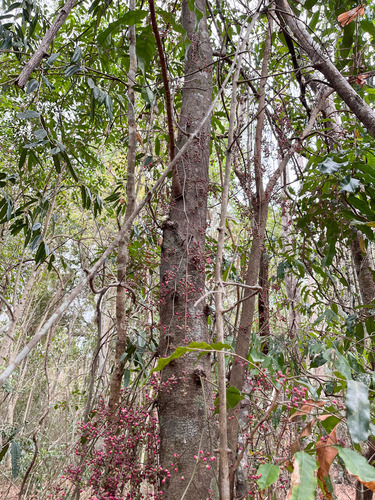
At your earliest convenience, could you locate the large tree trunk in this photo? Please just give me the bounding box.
[157,0,214,498]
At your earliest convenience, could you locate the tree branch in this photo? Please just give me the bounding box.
[275,0,375,138]
[15,0,78,89]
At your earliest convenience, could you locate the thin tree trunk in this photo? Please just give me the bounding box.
[281,167,301,338]
[258,250,270,348]
[213,19,250,497]
[227,11,274,461]
[157,0,214,497]
[108,0,137,413]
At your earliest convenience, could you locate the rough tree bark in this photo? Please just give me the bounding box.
[157,0,214,497]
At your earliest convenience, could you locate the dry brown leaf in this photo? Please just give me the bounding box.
[316,427,338,500]
[286,457,300,500]
[300,418,316,438]
[290,438,301,455]
[337,3,365,27]
[136,131,143,145]
[290,400,325,420]
[353,477,375,491]
[356,74,369,86]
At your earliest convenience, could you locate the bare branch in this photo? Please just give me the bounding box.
[15,0,78,89]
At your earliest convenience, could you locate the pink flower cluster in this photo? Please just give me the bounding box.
[60,394,165,500]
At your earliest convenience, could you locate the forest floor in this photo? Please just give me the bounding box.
[0,478,359,499]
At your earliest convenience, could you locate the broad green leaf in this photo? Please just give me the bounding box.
[321,415,341,434]
[136,26,156,75]
[44,52,60,68]
[34,128,47,140]
[290,452,317,500]
[346,380,370,443]
[347,195,374,217]
[25,79,39,93]
[340,175,360,193]
[226,386,243,408]
[256,463,280,490]
[97,10,147,48]
[333,352,351,381]
[336,447,375,482]
[317,158,343,174]
[361,19,375,37]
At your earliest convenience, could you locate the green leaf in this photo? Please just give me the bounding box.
[144,155,153,167]
[34,128,47,140]
[141,85,154,106]
[340,175,360,193]
[0,443,9,463]
[97,10,148,48]
[64,65,82,78]
[44,52,60,68]
[61,152,79,182]
[70,45,82,64]
[321,415,341,434]
[187,0,203,28]
[256,463,280,490]
[336,447,375,481]
[136,26,156,75]
[226,386,243,408]
[18,148,27,169]
[333,352,351,381]
[123,369,130,389]
[105,94,113,120]
[25,79,39,93]
[52,153,61,173]
[11,441,20,478]
[151,341,231,373]
[361,19,375,38]
[317,158,343,174]
[346,380,370,443]
[290,452,318,500]
[155,137,160,156]
[16,110,40,119]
